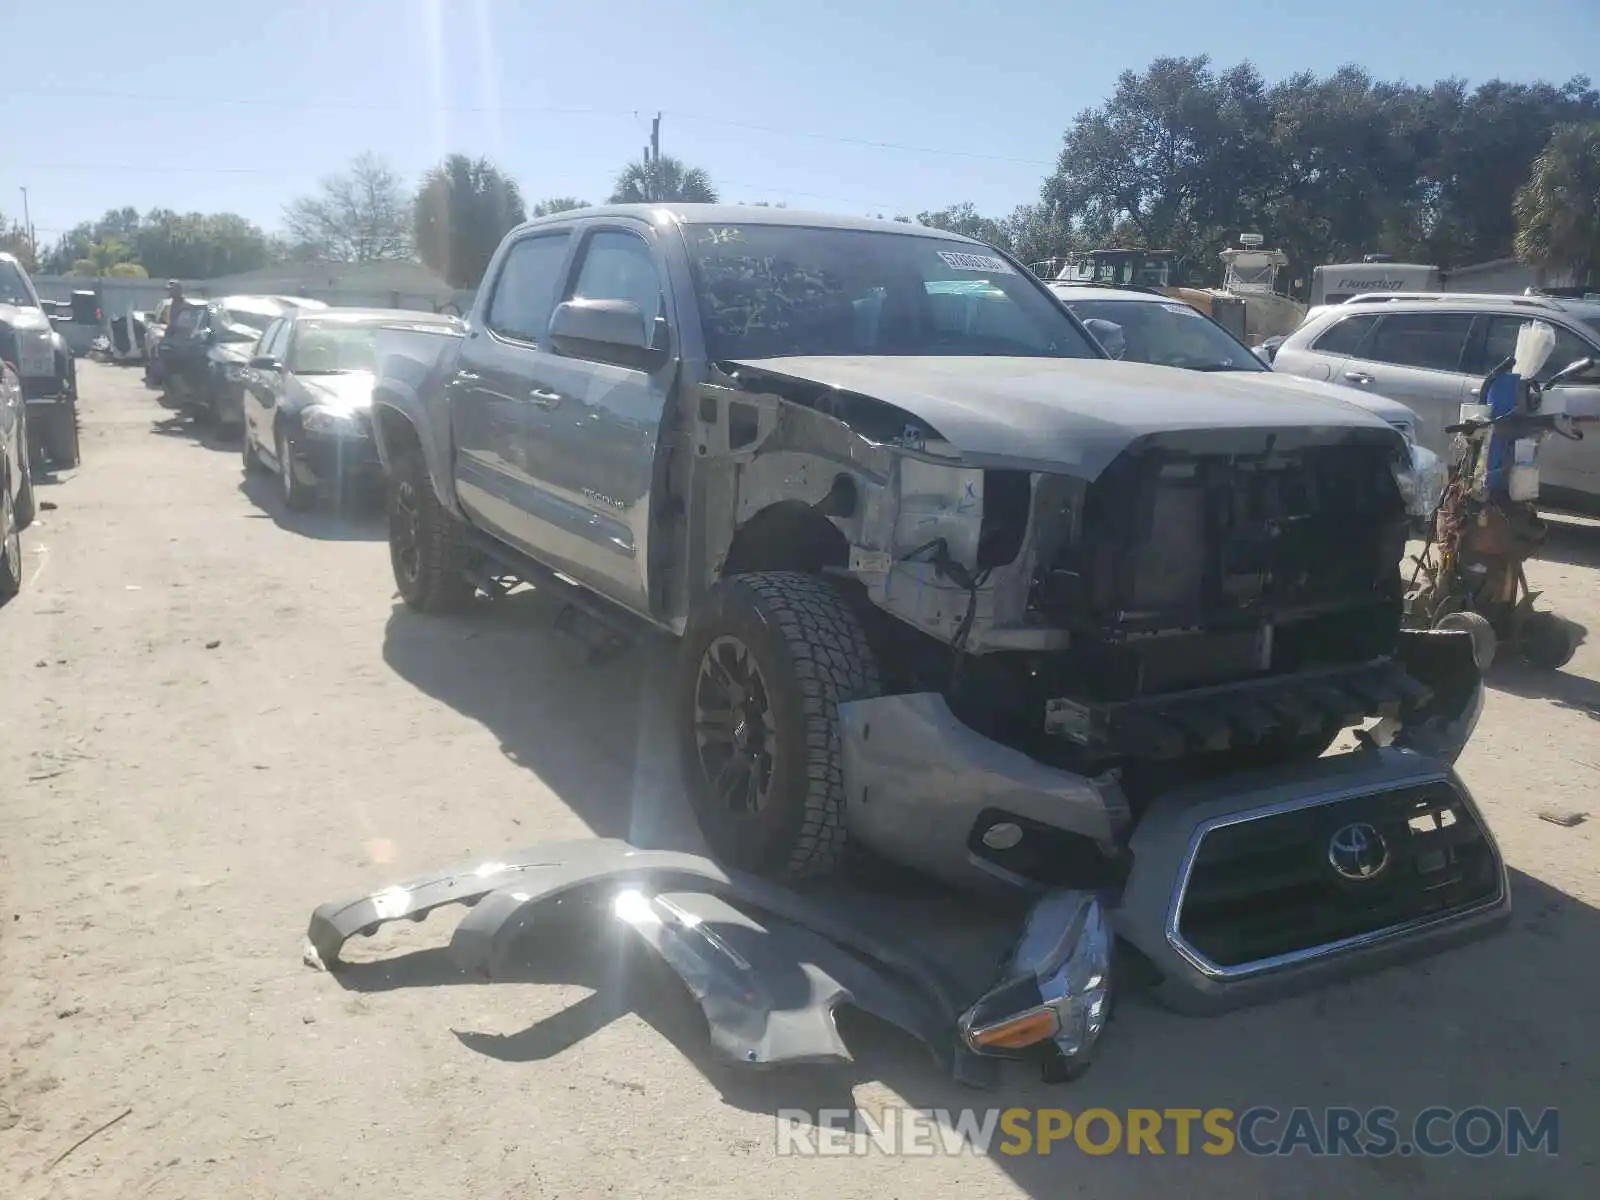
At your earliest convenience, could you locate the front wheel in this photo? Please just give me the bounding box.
[387,451,474,613]
[275,428,314,511]
[676,572,881,881]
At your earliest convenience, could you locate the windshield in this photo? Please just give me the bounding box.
[683,224,1100,361]
[288,321,382,373]
[1060,297,1265,372]
[224,307,281,335]
[0,262,40,307]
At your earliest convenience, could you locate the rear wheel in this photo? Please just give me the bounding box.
[42,403,80,469]
[14,421,35,529]
[676,571,881,881]
[387,451,474,613]
[0,486,22,606]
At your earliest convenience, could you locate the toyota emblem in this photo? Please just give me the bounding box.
[1327,822,1389,880]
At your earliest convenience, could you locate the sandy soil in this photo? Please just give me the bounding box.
[1,361,1597,1198]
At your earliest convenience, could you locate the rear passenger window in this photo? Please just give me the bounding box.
[1311,313,1377,355]
[1477,316,1599,381]
[487,233,570,345]
[1364,314,1474,373]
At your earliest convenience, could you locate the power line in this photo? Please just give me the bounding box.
[0,86,1054,167]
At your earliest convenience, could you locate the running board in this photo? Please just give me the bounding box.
[462,529,657,664]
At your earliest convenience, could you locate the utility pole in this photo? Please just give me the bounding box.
[648,113,662,202]
[19,186,33,253]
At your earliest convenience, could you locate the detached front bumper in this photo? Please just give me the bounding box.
[838,629,1505,1014]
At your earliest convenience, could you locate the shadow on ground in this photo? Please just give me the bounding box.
[371,591,1597,1195]
[1534,514,1600,570]
[237,472,385,543]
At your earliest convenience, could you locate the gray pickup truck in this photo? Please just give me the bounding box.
[369,205,1504,1029]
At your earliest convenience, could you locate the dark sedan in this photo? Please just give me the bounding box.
[239,308,464,510]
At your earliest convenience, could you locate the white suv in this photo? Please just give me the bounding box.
[1272,293,1600,514]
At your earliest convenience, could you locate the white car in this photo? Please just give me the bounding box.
[1051,283,1445,516]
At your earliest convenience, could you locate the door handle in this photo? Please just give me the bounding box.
[1344,371,1374,385]
[528,387,564,409]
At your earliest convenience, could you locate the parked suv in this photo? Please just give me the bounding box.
[1272,292,1600,514]
[0,252,81,468]
[369,205,1500,1016]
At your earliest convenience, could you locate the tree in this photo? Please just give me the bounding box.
[530,197,591,218]
[915,202,1011,248]
[1514,122,1600,285]
[0,212,35,270]
[283,152,412,262]
[67,237,142,277]
[39,207,271,278]
[414,155,527,287]
[608,155,718,204]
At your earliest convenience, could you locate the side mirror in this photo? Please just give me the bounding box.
[1081,317,1127,360]
[248,355,281,371]
[548,299,665,370]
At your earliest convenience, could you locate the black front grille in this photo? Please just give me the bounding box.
[1176,781,1501,969]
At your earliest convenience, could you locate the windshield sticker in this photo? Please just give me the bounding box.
[699,227,747,246]
[936,251,1015,275]
[1161,303,1204,318]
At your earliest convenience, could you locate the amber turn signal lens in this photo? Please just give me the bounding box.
[967,1006,1060,1050]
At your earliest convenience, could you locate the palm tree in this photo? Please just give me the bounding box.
[608,156,718,205]
[1514,122,1600,287]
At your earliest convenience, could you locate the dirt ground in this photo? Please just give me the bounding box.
[2,361,1597,1198]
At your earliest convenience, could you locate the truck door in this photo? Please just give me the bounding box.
[512,222,675,614]
[449,229,576,561]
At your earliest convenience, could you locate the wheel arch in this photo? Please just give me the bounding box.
[720,500,849,579]
[372,390,462,516]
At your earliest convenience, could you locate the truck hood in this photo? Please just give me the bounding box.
[1229,369,1421,431]
[727,356,1406,478]
[0,303,50,334]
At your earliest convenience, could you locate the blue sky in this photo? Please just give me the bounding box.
[4,0,1598,244]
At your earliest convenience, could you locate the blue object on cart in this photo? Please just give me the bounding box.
[1483,370,1522,497]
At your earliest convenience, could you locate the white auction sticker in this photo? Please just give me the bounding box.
[937,251,1016,275]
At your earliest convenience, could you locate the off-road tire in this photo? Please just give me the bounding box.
[42,403,80,469]
[677,571,882,881]
[387,451,474,614]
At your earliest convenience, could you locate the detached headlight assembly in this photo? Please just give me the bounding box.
[1392,443,1445,520]
[301,405,368,437]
